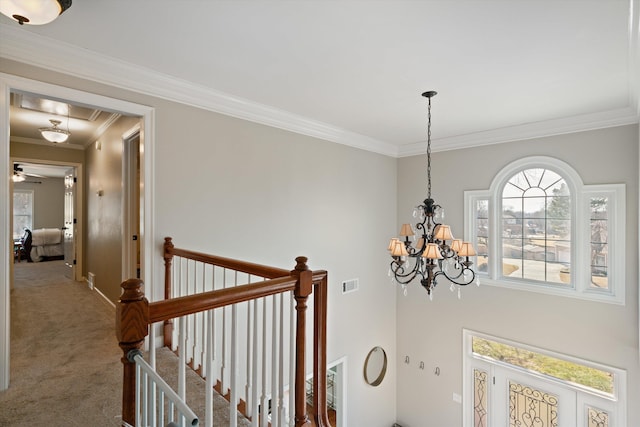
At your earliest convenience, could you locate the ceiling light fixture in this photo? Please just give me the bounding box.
[12,164,25,182]
[0,0,71,25]
[388,91,478,299]
[12,171,25,182]
[39,119,70,143]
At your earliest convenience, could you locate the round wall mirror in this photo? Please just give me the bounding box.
[363,346,387,386]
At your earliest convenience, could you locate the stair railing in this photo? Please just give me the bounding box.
[117,237,330,427]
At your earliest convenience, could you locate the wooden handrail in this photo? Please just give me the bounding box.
[149,276,297,323]
[164,237,291,279]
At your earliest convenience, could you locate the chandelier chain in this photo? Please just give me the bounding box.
[426,95,432,199]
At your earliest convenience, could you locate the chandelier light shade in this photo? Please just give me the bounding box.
[0,0,71,25]
[39,119,70,143]
[388,91,477,299]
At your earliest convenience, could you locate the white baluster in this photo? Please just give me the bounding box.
[206,309,214,427]
[245,298,253,418]
[251,297,260,427]
[288,292,295,427]
[221,268,228,395]
[179,316,186,401]
[230,301,238,427]
[271,293,279,427]
[260,297,269,427]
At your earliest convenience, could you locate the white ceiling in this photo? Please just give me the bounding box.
[1,1,638,157]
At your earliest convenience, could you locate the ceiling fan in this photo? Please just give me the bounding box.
[13,163,45,182]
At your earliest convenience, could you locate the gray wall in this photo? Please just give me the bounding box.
[13,176,64,232]
[396,124,639,426]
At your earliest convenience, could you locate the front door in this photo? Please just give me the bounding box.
[491,365,575,426]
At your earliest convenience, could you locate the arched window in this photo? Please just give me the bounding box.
[464,156,625,304]
[501,168,571,284]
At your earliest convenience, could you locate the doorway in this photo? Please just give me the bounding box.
[123,127,141,280]
[0,73,155,390]
[11,159,83,281]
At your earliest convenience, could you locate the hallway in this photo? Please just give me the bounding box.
[0,261,122,426]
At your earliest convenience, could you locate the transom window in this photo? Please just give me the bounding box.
[464,156,625,304]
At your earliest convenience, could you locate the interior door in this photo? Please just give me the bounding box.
[123,131,141,280]
[63,168,76,280]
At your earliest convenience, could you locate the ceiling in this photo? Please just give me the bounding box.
[10,91,119,149]
[1,1,638,157]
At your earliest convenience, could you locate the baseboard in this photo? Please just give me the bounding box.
[90,282,116,309]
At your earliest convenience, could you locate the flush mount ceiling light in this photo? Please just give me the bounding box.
[39,119,70,143]
[388,91,478,300]
[0,0,71,25]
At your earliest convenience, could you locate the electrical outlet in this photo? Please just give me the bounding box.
[452,392,462,404]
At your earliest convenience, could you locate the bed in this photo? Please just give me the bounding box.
[21,228,65,262]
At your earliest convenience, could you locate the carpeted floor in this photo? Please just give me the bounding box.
[0,260,124,426]
[0,260,252,427]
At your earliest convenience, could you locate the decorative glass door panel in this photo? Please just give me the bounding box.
[492,367,575,426]
[474,368,489,427]
[509,380,558,427]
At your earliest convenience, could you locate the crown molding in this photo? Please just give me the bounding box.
[398,107,640,157]
[89,112,121,148]
[1,25,637,159]
[0,26,400,157]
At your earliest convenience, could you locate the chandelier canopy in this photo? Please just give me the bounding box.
[388,91,477,299]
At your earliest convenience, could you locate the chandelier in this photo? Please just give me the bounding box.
[39,119,70,143]
[388,91,477,299]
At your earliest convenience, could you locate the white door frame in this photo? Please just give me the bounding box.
[10,157,83,280]
[122,125,141,281]
[0,73,156,390]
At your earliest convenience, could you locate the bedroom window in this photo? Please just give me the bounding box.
[13,190,33,239]
[464,156,625,304]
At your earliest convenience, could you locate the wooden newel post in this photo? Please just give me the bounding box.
[116,278,149,427]
[163,237,174,348]
[292,256,313,427]
[313,273,331,427]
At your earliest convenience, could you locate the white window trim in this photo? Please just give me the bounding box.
[464,156,625,305]
[462,329,627,427]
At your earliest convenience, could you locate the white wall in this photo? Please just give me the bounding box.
[396,124,639,426]
[0,59,399,426]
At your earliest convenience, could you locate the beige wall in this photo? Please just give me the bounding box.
[84,115,140,302]
[10,141,85,165]
[1,60,399,426]
[396,124,639,426]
